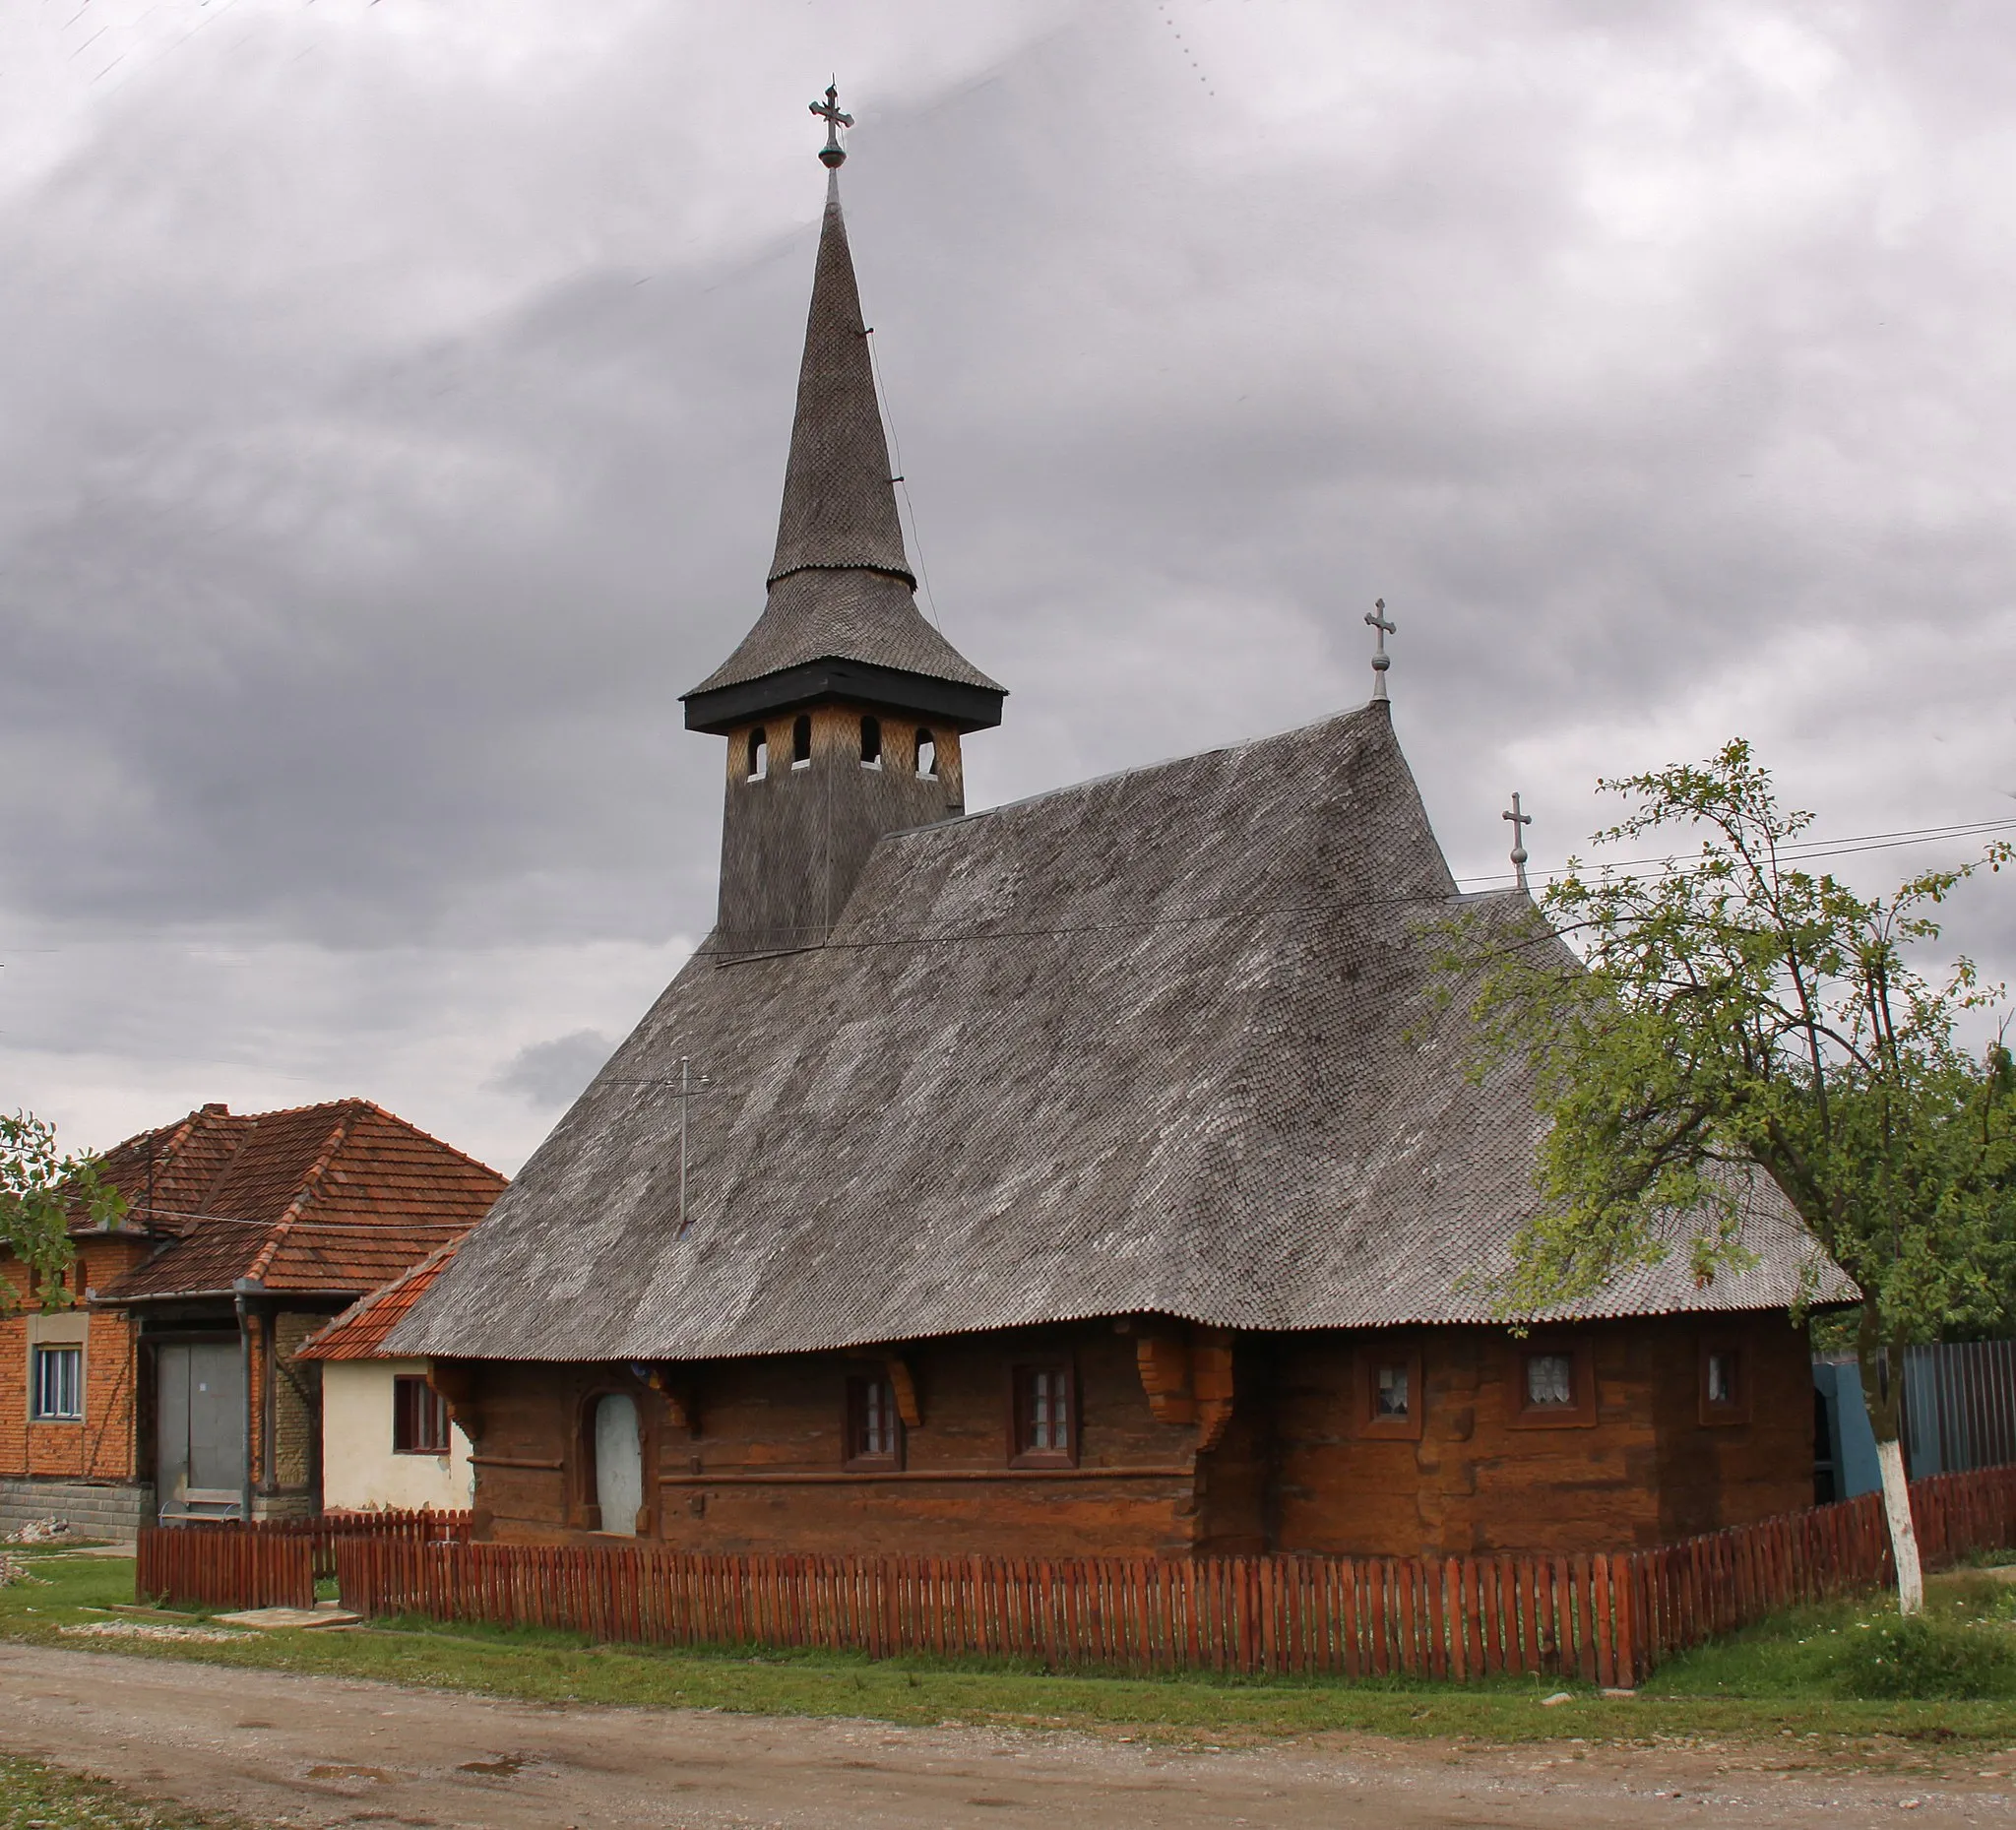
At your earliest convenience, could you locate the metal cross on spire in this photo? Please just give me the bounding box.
[1503,791,1533,893]
[811,83,852,168]
[1363,599,1395,701]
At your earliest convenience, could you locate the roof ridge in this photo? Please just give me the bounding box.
[878,698,1393,844]
[345,1101,508,1184]
[244,1103,361,1286]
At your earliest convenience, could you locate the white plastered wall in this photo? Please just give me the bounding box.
[319,1358,473,1513]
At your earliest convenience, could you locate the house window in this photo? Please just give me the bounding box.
[31,1346,82,1421]
[859,716,882,769]
[1699,1338,1751,1425]
[914,729,936,779]
[1509,1338,1596,1428]
[846,1375,903,1469]
[746,729,768,781]
[392,1374,450,1455]
[791,714,813,768]
[1355,1342,1423,1439]
[1010,1363,1075,1467]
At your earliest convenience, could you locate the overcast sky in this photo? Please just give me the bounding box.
[4,0,2012,1174]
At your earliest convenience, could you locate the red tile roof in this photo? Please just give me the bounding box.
[294,1236,466,1361]
[93,1101,505,1302]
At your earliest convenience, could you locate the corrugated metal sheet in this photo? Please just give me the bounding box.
[1905,1341,2016,1479]
[391,701,1849,1364]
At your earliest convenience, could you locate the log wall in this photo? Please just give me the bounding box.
[448,1313,1817,1559]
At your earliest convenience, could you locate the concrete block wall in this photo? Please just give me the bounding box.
[0,1478,155,1543]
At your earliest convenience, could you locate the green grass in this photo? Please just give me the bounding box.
[0,1753,257,1829]
[6,1547,2016,1765]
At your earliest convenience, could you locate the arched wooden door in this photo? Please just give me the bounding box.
[592,1392,643,1536]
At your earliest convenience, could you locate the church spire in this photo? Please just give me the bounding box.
[682,88,1002,739]
[682,91,1004,954]
[765,166,914,589]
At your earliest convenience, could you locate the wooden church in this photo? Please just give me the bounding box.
[391,104,1847,1558]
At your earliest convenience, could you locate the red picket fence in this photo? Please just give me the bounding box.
[138,1526,314,1610]
[139,1470,2016,1681]
[238,1508,473,1578]
[136,1509,472,1609]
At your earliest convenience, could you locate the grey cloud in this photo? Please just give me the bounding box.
[491,1031,617,1110]
[3,0,2011,1168]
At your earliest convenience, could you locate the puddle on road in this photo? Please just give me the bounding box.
[457,1753,529,1778]
[305,1762,396,1782]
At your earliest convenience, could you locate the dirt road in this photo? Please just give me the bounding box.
[3,1643,2012,1829]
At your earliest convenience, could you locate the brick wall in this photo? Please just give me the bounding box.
[1,1240,148,1487]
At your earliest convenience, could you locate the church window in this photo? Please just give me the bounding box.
[746,729,767,781]
[392,1375,450,1455]
[1699,1338,1750,1425]
[1526,1355,1574,1408]
[792,715,813,769]
[846,1375,903,1469]
[1010,1363,1076,1467]
[1355,1342,1423,1439]
[1510,1339,1596,1427]
[859,716,882,769]
[914,729,936,779]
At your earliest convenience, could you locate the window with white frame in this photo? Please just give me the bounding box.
[32,1345,83,1421]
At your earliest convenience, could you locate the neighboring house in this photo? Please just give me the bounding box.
[294,1240,473,1513]
[388,132,1854,1559]
[0,1101,504,1538]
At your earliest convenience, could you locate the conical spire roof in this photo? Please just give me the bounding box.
[683,164,1003,735]
[768,171,914,587]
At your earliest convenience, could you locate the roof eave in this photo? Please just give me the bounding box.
[682,657,1006,735]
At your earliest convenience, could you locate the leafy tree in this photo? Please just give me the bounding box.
[1,1112,124,1311]
[1439,741,2014,1615]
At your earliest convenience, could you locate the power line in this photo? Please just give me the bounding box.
[690,815,2016,961]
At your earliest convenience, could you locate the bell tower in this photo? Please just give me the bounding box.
[680,90,1005,955]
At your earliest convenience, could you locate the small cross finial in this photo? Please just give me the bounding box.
[1363,599,1396,701]
[811,83,853,168]
[1503,791,1533,892]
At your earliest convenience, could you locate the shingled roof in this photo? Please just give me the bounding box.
[391,702,1847,1365]
[94,1101,505,1302]
[681,169,1002,733]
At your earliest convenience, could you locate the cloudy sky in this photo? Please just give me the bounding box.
[4,0,2013,1174]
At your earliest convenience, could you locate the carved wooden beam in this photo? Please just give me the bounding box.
[885,1357,922,1428]
[1134,1333,1196,1425]
[425,1359,485,1447]
[644,1364,701,1437]
[1192,1328,1235,1452]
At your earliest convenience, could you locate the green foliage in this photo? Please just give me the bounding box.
[1830,1613,2016,1701]
[1434,740,2016,1429]
[0,1111,124,1310]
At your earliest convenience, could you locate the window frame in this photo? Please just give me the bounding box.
[858,716,883,771]
[391,1373,451,1456]
[844,1373,904,1471]
[1353,1340,1424,1441]
[30,1344,84,1423]
[1007,1360,1078,1469]
[914,727,937,780]
[1507,1336,1597,1429]
[1698,1335,1752,1426]
[746,727,768,782]
[790,714,813,769]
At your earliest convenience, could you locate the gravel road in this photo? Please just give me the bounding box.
[3,1643,2012,1828]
